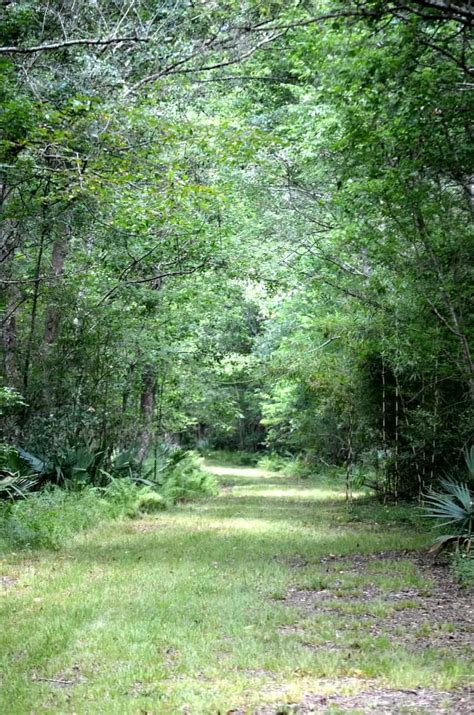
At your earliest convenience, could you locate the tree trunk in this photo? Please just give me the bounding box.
[345,407,354,506]
[137,364,156,461]
[43,235,68,345]
[22,226,46,396]
[2,286,21,385]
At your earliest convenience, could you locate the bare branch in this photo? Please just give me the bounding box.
[125,31,284,95]
[427,299,462,336]
[95,260,211,307]
[0,35,149,55]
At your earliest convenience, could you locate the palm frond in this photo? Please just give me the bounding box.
[0,472,39,499]
[464,446,474,481]
[423,478,473,538]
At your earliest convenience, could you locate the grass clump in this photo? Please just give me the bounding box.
[0,484,133,551]
[257,453,289,473]
[0,478,166,551]
[0,448,218,553]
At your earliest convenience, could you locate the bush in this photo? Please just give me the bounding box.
[102,478,143,518]
[161,452,217,503]
[257,453,321,479]
[282,455,319,479]
[257,454,289,472]
[0,443,149,492]
[423,476,473,556]
[0,446,218,552]
[136,492,168,513]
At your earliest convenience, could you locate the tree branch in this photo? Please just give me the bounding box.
[0,36,149,55]
[95,261,210,307]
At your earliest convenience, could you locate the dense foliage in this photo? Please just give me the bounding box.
[1,1,472,501]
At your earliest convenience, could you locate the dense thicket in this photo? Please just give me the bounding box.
[1,1,472,498]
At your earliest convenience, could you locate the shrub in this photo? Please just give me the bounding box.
[102,478,143,518]
[0,472,39,500]
[0,446,218,552]
[282,455,317,479]
[161,452,217,503]
[136,492,168,513]
[0,443,103,489]
[0,387,26,414]
[0,443,149,493]
[0,445,39,499]
[465,445,474,488]
[257,454,289,472]
[257,453,321,479]
[423,472,473,556]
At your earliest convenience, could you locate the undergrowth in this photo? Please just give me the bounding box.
[0,485,124,551]
[203,449,259,466]
[161,452,217,502]
[0,450,216,552]
[452,552,474,587]
[257,453,343,481]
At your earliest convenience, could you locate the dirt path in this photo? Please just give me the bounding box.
[1,463,473,713]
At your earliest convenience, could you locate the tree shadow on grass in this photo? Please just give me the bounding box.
[216,474,344,490]
[194,493,347,518]
[65,504,417,570]
[65,531,364,568]
[219,477,294,488]
[59,469,423,579]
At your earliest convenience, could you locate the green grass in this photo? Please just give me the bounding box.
[0,462,471,713]
[453,551,474,587]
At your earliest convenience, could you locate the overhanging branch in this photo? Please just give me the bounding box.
[0,35,149,55]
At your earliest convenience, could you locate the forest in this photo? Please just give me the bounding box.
[0,1,473,713]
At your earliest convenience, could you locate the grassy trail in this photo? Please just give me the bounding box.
[1,464,472,713]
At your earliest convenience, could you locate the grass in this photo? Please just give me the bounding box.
[0,462,471,713]
[0,455,216,551]
[453,551,474,587]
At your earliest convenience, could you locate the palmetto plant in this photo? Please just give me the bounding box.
[423,462,473,555]
[0,473,39,500]
[465,445,474,486]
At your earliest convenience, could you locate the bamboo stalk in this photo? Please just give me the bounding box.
[381,353,387,502]
[346,407,353,506]
[394,373,400,502]
[431,358,440,484]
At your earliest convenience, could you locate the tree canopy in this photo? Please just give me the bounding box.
[1,0,472,499]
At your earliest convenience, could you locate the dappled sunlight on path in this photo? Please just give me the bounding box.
[206,462,347,503]
[1,461,471,714]
[205,463,280,480]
